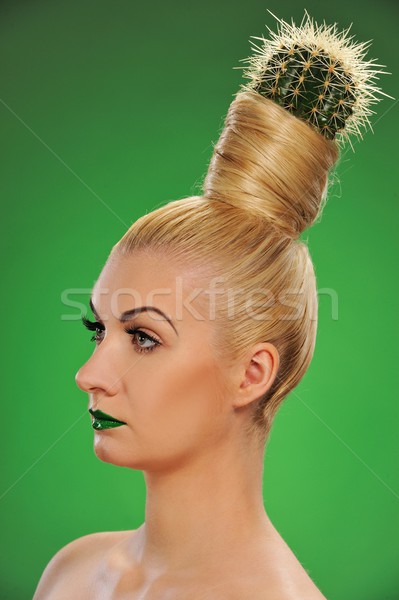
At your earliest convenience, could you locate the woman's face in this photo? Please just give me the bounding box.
[75,250,235,471]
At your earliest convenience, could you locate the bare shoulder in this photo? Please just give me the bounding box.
[273,578,328,600]
[229,567,327,600]
[270,554,328,599]
[264,554,328,600]
[233,566,327,600]
[245,528,328,600]
[32,530,127,600]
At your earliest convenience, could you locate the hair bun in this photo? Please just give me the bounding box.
[202,11,390,240]
[203,91,339,240]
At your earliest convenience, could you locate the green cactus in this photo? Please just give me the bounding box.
[236,11,391,147]
[253,44,356,140]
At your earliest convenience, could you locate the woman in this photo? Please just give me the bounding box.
[33,12,386,600]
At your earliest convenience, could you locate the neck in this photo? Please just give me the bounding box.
[130,437,275,573]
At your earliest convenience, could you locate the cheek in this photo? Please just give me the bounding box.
[129,352,227,450]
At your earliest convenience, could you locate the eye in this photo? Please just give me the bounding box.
[81,315,104,343]
[81,315,160,354]
[123,327,161,354]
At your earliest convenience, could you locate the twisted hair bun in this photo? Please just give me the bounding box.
[203,11,388,239]
[202,90,339,240]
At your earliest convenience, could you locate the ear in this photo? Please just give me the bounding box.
[232,343,280,409]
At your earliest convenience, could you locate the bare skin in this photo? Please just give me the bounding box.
[34,528,326,599]
[33,250,327,600]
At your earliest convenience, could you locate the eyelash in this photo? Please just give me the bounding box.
[81,316,161,354]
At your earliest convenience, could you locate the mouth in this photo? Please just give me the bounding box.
[89,408,127,430]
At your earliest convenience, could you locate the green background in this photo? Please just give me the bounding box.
[1,1,398,598]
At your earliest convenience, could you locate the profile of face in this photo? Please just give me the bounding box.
[75,250,241,472]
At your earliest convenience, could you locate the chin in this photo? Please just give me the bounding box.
[92,432,191,472]
[93,435,148,470]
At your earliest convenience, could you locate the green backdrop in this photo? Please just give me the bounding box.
[1,1,398,598]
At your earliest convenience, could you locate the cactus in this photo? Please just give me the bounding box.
[236,11,391,147]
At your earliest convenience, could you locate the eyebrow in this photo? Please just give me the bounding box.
[89,298,178,336]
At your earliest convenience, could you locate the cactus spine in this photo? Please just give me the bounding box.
[237,11,391,147]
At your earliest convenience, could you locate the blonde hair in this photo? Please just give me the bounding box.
[112,90,340,439]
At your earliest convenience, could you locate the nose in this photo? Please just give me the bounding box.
[75,357,119,397]
[75,364,93,393]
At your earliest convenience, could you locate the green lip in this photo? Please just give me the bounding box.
[89,408,127,429]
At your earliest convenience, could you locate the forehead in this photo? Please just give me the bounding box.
[91,250,211,324]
